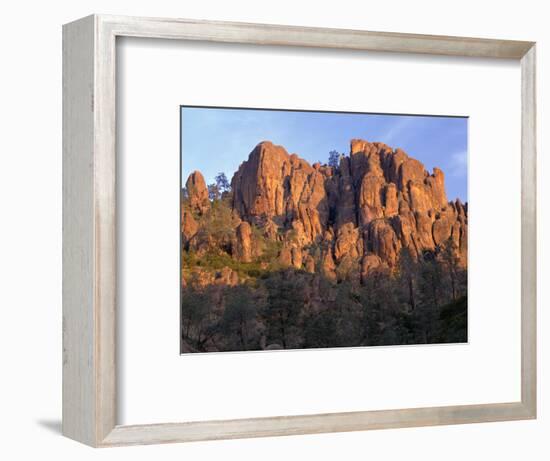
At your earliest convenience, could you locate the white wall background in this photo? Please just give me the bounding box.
[119,37,522,425]
[0,0,546,459]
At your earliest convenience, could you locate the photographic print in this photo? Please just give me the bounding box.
[180,107,468,353]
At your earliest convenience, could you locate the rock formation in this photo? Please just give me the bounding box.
[231,141,331,243]
[186,170,210,215]
[183,138,467,285]
[180,138,469,352]
[233,221,252,263]
[228,139,467,277]
[181,208,198,245]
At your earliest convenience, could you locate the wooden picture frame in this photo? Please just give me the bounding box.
[62,14,537,447]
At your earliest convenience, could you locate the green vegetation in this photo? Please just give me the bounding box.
[184,250,270,279]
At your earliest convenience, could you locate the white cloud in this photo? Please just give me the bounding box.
[449,149,468,177]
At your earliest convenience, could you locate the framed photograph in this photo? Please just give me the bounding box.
[179,107,469,353]
[63,15,536,447]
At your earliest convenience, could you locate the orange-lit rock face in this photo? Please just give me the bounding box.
[181,209,198,244]
[188,138,467,276]
[233,221,252,263]
[231,141,329,243]
[185,170,210,215]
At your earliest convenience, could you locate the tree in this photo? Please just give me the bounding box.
[359,271,401,346]
[332,282,363,346]
[303,281,362,349]
[304,308,338,348]
[263,270,307,349]
[207,173,231,202]
[220,285,260,350]
[328,150,340,169]
[419,250,444,308]
[203,198,236,249]
[180,286,218,351]
[439,238,462,301]
[412,250,445,343]
[207,183,219,201]
[215,172,231,194]
[437,296,467,343]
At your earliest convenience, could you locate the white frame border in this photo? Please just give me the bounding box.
[62,15,536,447]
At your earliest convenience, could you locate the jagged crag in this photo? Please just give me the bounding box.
[181,140,468,352]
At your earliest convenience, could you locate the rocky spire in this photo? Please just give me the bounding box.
[185,170,210,215]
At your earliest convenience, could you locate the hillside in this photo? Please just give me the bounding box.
[181,139,468,352]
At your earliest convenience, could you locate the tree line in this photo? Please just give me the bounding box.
[181,243,467,353]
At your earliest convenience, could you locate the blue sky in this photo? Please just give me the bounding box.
[181,107,468,201]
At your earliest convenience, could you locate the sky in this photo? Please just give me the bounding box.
[181,106,468,202]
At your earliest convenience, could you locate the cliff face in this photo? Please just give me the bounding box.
[183,139,467,284]
[226,140,467,281]
[181,139,469,352]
